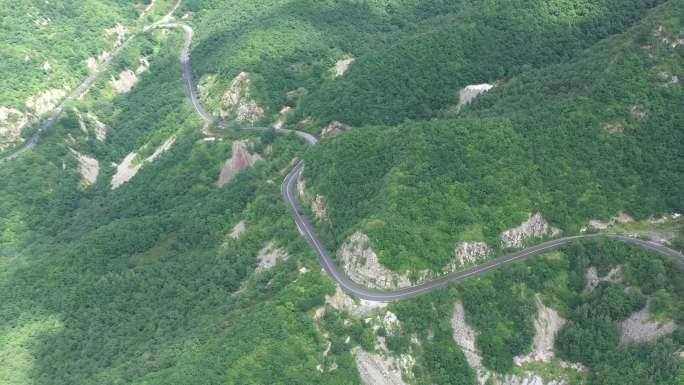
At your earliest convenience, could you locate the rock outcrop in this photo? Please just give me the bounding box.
[629,105,647,120]
[621,300,677,344]
[111,136,176,189]
[648,213,682,224]
[296,173,329,221]
[453,300,574,385]
[514,295,566,365]
[105,23,129,47]
[0,107,31,150]
[321,120,351,138]
[585,265,623,292]
[70,149,99,186]
[452,301,482,368]
[216,140,262,187]
[493,373,566,385]
[323,285,387,319]
[458,84,494,109]
[86,51,111,73]
[73,109,107,141]
[255,241,289,273]
[219,72,264,123]
[445,241,490,272]
[111,69,138,94]
[587,211,634,230]
[339,232,411,290]
[229,220,246,239]
[334,57,355,77]
[501,213,560,249]
[26,89,66,115]
[351,347,410,385]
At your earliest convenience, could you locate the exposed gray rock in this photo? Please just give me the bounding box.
[458,84,494,109]
[352,347,411,385]
[0,107,31,150]
[229,220,246,239]
[587,211,634,230]
[70,149,99,186]
[501,213,560,248]
[445,241,490,272]
[452,301,482,368]
[621,300,677,344]
[585,265,623,292]
[216,140,262,187]
[219,72,264,123]
[26,88,66,115]
[334,57,355,77]
[323,285,387,319]
[339,232,411,290]
[514,295,566,365]
[296,172,329,221]
[111,136,175,189]
[629,105,647,120]
[255,241,289,273]
[111,69,138,94]
[321,120,351,138]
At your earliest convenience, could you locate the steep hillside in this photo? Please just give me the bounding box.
[0,0,178,152]
[302,0,683,275]
[0,1,682,385]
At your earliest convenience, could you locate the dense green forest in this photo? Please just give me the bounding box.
[0,0,142,110]
[0,0,682,384]
[387,239,684,385]
[303,0,683,273]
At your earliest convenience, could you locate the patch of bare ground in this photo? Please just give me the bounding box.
[352,347,410,385]
[621,299,677,344]
[501,213,561,248]
[111,136,175,189]
[255,241,289,273]
[70,149,99,186]
[339,232,412,290]
[216,140,262,187]
[219,72,265,123]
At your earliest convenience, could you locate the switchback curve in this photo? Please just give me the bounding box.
[166,21,683,301]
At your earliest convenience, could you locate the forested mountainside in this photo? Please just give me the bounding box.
[0,0,145,150]
[303,0,683,274]
[0,0,682,385]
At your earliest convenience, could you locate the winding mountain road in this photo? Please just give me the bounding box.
[1,0,182,162]
[6,12,683,301]
[165,22,683,301]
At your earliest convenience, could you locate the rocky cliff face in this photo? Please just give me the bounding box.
[70,149,99,187]
[111,70,138,94]
[219,72,264,123]
[321,120,351,138]
[339,232,411,290]
[334,57,355,77]
[501,213,560,248]
[452,301,482,368]
[452,300,574,385]
[586,211,634,230]
[621,299,677,344]
[322,285,387,319]
[216,140,262,187]
[255,241,289,273]
[457,83,494,109]
[26,88,66,115]
[296,173,329,221]
[111,136,175,189]
[445,241,490,272]
[514,295,566,365]
[0,107,31,150]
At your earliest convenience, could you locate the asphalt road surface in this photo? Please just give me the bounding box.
[6,15,682,302]
[144,20,684,302]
